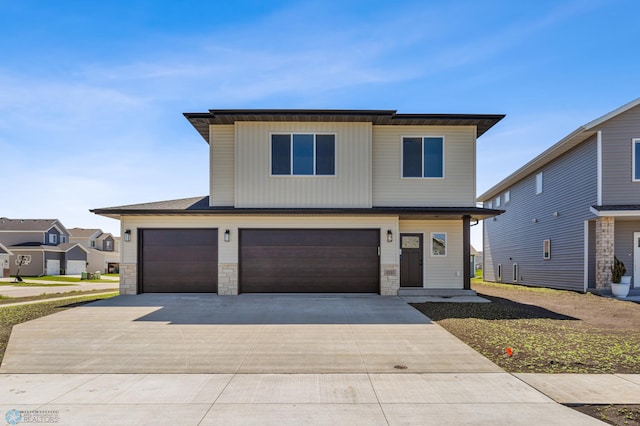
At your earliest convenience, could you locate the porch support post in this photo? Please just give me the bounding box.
[462,215,471,290]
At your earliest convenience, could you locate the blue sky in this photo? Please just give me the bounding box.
[1,0,639,247]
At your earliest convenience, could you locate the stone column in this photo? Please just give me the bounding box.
[595,217,615,289]
[119,263,137,295]
[218,264,239,295]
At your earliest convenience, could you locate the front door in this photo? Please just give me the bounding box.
[634,232,640,288]
[400,233,423,287]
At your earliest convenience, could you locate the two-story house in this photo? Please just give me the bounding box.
[0,218,88,276]
[68,228,120,274]
[478,98,640,293]
[93,109,503,295]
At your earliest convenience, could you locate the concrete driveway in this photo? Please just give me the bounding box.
[1,294,500,374]
[0,295,604,425]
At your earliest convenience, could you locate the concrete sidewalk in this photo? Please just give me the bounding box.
[517,373,640,404]
[0,373,603,425]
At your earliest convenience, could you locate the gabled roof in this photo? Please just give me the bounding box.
[0,218,67,233]
[91,196,503,221]
[184,109,505,143]
[68,228,102,239]
[478,98,640,201]
[0,242,13,255]
[8,242,88,253]
[96,233,114,243]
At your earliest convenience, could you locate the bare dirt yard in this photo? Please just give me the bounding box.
[411,280,640,425]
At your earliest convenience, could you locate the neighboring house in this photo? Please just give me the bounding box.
[470,245,483,272]
[93,109,504,295]
[0,218,88,276]
[68,228,120,274]
[478,98,640,292]
[0,243,12,278]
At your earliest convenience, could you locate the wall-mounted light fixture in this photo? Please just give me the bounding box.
[124,229,131,242]
[224,229,230,242]
[552,211,560,217]
[532,218,538,223]
[387,230,393,243]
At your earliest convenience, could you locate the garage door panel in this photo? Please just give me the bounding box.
[140,229,218,293]
[240,229,379,293]
[241,246,378,261]
[240,229,379,246]
[142,229,217,246]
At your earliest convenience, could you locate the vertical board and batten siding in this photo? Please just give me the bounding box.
[399,220,464,289]
[483,136,598,291]
[209,125,235,206]
[234,122,372,208]
[614,220,640,283]
[66,246,86,261]
[600,104,640,204]
[372,126,476,207]
[121,215,399,266]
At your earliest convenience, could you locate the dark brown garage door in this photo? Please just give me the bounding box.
[139,229,218,293]
[240,229,379,293]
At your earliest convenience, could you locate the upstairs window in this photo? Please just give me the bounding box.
[402,136,444,178]
[504,190,510,204]
[633,139,640,181]
[49,234,57,244]
[536,172,543,194]
[105,240,112,250]
[90,241,96,248]
[271,134,335,176]
[495,196,501,208]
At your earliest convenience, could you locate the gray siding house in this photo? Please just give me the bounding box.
[93,108,504,296]
[69,228,120,274]
[0,218,88,276]
[478,98,640,292]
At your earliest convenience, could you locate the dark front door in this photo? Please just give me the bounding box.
[239,229,380,293]
[400,233,423,287]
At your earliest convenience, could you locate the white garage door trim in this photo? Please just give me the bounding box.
[66,260,86,275]
[46,259,60,276]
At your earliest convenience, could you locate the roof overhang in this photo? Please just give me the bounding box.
[478,97,640,202]
[0,242,13,255]
[92,201,503,222]
[184,109,505,143]
[590,205,640,218]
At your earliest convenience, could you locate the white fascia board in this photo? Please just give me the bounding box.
[590,206,640,217]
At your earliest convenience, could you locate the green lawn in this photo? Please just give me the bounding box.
[0,282,74,287]
[24,276,117,283]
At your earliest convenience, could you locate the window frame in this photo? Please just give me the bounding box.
[49,234,57,244]
[633,139,640,182]
[504,190,510,204]
[495,196,501,208]
[512,263,518,282]
[430,232,447,257]
[543,239,551,260]
[536,172,543,195]
[270,133,337,177]
[497,264,502,282]
[401,136,445,179]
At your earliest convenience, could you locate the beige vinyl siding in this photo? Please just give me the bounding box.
[121,215,398,265]
[209,125,235,206]
[372,126,476,207]
[600,104,640,204]
[234,122,372,208]
[399,220,464,289]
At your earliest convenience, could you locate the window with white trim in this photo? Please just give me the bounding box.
[633,139,640,181]
[90,240,95,248]
[504,190,510,204]
[402,136,444,178]
[271,134,335,176]
[497,264,502,282]
[536,172,543,194]
[49,234,57,244]
[431,232,447,256]
[513,263,518,282]
[495,196,501,207]
[486,201,492,209]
